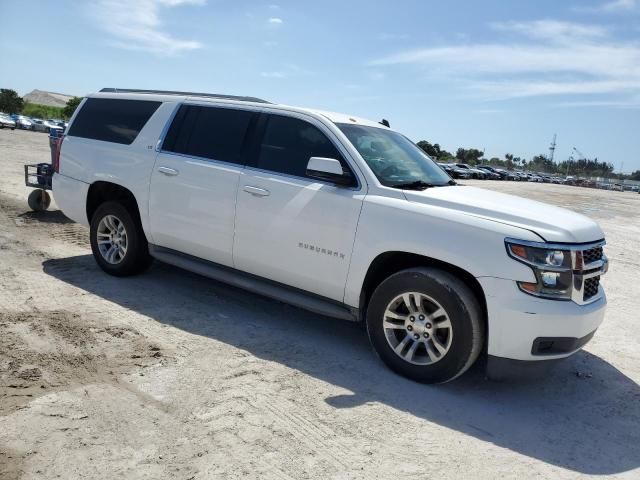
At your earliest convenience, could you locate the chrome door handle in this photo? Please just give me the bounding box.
[243,185,270,197]
[158,166,179,176]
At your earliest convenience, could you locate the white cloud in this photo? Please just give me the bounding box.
[260,71,286,78]
[268,17,283,25]
[556,97,640,108]
[573,0,636,13]
[89,0,205,56]
[368,19,640,102]
[491,19,607,41]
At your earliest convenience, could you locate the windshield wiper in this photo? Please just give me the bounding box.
[390,180,441,190]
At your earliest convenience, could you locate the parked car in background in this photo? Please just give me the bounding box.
[504,170,522,181]
[438,163,471,179]
[494,168,511,179]
[455,163,487,179]
[10,114,33,130]
[31,119,64,133]
[48,119,69,129]
[48,120,69,130]
[477,166,503,180]
[0,114,17,130]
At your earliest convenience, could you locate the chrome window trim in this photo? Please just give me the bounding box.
[244,165,362,192]
[156,150,246,171]
[155,103,364,191]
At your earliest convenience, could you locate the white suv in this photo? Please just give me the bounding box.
[52,88,609,383]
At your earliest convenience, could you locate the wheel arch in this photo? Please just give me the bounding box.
[86,181,142,226]
[359,251,488,348]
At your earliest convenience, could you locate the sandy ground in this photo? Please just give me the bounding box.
[0,128,639,479]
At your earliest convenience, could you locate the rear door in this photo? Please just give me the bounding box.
[148,103,258,267]
[233,112,365,302]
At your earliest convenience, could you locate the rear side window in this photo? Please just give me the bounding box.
[162,105,254,165]
[67,98,161,145]
[255,115,345,178]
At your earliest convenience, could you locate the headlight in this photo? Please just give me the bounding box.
[506,240,573,299]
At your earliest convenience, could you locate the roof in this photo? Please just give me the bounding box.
[94,87,391,130]
[297,107,390,129]
[98,88,270,104]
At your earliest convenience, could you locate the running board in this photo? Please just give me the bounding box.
[149,245,359,322]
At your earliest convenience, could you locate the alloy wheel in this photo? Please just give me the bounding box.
[382,292,453,365]
[96,214,128,264]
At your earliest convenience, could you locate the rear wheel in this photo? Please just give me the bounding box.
[366,267,484,384]
[90,201,152,276]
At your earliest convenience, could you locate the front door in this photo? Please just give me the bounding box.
[233,113,365,302]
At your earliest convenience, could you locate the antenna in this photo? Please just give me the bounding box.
[549,134,557,162]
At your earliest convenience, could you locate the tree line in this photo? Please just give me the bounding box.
[0,88,82,120]
[417,140,639,181]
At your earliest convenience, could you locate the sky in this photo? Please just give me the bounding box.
[1,0,639,172]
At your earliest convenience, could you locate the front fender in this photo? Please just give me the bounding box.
[343,195,540,307]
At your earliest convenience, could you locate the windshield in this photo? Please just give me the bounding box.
[338,124,452,188]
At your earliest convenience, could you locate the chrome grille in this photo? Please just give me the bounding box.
[583,276,600,302]
[583,246,603,265]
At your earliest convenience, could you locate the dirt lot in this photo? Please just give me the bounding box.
[1,128,639,479]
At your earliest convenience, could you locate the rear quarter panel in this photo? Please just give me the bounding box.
[58,101,178,237]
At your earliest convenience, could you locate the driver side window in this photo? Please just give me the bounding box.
[255,114,350,179]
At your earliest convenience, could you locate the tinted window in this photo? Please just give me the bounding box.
[256,115,345,178]
[163,105,254,165]
[68,98,160,145]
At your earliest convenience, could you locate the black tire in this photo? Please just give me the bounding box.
[90,201,152,276]
[366,267,484,384]
[27,190,51,211]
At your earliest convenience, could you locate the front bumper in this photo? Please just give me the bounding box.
[478,277,606,362]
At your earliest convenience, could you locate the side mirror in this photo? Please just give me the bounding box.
[306,157,355,187]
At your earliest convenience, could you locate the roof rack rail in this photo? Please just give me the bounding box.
[99,88,271,104]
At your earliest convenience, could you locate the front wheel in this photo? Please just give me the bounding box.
[90,201,152,276]
[366,268,484,384]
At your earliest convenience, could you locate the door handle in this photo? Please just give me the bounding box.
[243,185,270,197]
[158,166,179,176]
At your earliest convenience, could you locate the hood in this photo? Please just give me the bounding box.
[403,186,604,243]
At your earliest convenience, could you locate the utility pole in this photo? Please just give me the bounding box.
[549,134,557,162]
[566,147,575,177]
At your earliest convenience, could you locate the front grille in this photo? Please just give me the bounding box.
[583,246,603,265]
[583,276,600,301]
